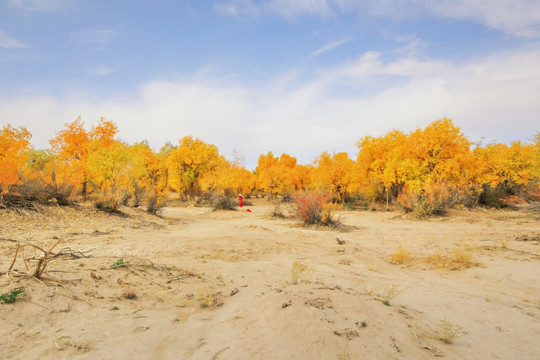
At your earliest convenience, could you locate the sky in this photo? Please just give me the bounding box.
[1,0,539,169]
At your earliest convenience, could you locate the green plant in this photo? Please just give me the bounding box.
[111,259,125,267]
[0,288,23,304]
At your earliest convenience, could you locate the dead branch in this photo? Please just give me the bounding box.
[126,264,167,287]
[52,247,94,259]
[8,241,20,273]
[33,239,62,278]
[55,284,92,308]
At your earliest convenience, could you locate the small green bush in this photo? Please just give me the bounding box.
[0,288,23,304]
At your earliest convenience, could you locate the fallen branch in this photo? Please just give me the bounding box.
[55,284,93,308]
[52,247,94,259]
[7,241,20,273]
[126,264,167,287]
[212,346,230,360]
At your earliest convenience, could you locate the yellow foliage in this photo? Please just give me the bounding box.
[0,125,32,192]
[311,152,355,203]
[255,152,310,197]
[166,136,223,198]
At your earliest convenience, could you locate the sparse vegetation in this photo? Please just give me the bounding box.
[111,259,125,268]
[380,284,401,306]
[271,201,287,218]
[427,249,476,270]
[436,320,463,344]
[197,287,221,308]
[388,246,411,265]
[0,288,23,304]
[294,192,341,228]
[388,246,479,270]
[291,261,307,285]
[210,193,236,211]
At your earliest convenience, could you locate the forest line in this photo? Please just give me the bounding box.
[1,117,538,215]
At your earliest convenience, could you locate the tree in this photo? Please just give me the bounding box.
[0,125,32,193]
[166,136,222,199]
[255,152,309,197]
[50,117,119,201]
[311,152,355,203]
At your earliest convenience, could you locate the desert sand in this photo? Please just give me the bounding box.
[1,200,539,359]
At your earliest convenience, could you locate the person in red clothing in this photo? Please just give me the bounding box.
[239,194,244,207]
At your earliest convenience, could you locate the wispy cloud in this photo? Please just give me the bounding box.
[71,30,117,50]
[216,0,333,19]
[263,0,333,19]
[85,66,114,76]
[10,0,68,12]
[214,0,260,17]
[310,38,349,57]
[216,0,540,38]
[0,30,29,49]
[427,0,540,38]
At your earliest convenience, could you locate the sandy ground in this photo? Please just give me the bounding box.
[1,200,539,360]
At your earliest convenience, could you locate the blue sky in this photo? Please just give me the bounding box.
[1,0,539,169]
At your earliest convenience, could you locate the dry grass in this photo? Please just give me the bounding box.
[291,261,308,285]
[388,245,479,270]
[388,246,412,265]
[436,320,463,344]
[197,287,222,308]
[426,249,477,270]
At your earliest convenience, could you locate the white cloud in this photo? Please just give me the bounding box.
[0,30,29,49]
[1,47,539,169]
[310,38,349,57]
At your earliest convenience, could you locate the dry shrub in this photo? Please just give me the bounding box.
[427,248,476,270]
[92,189,126,213]
[388,246,412,265]
[398,182,459,218]
[294,192,340,227]
[0,180,72,209]
[197,287,221,308]
[210,193,236,210]
[271,201,287,218]
[144,189,166,214]
[291,261,307,284]
[436,320,463,344]
[498,195,527,209]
